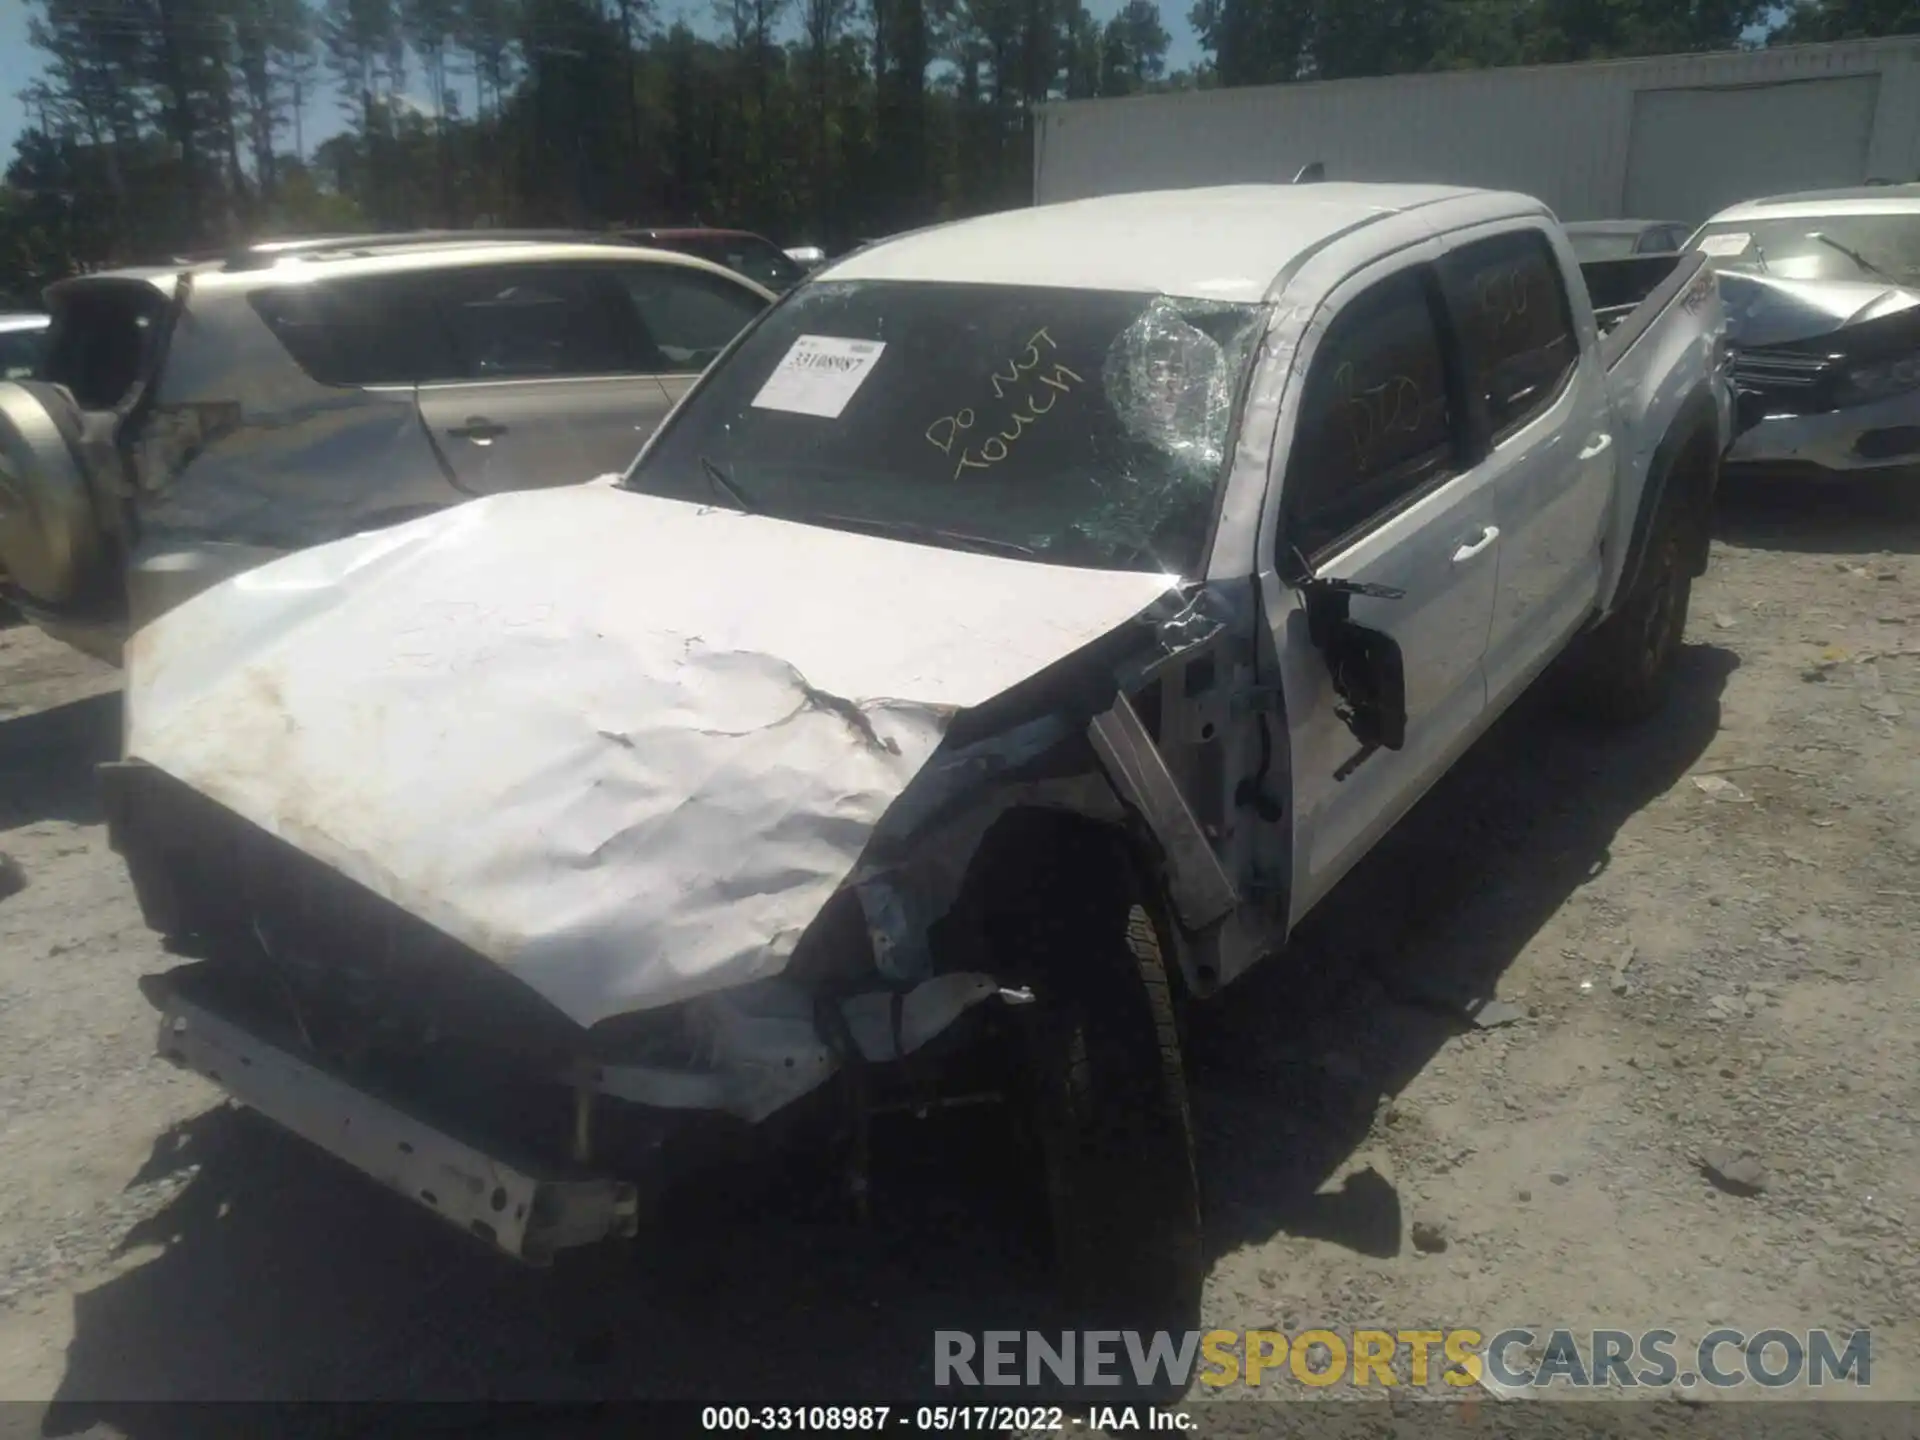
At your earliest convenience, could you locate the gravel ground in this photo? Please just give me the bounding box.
[0,476,1915,1430]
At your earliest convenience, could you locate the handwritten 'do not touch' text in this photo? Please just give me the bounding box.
[924,327,1084,480]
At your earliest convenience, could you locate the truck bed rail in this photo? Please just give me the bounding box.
[1584,251,1711,371]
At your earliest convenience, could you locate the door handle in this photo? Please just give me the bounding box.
[448,417,507,444]
[1579,433,1613,460]
[1451,525,1500,564]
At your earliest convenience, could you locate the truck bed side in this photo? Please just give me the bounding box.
[1578,249,1733,621]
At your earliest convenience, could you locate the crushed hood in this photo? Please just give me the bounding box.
[1717,270,1920,349]
[122,484,1176,1027]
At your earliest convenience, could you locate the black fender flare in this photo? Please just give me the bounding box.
[1612,384,1723,609]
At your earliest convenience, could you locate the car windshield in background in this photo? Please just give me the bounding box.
[624,280,1267,577]
[1567,231,1644,262]
[1690,213,1920,286]
[671,235,807,291]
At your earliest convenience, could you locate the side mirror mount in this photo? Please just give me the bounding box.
[1299,573,1408,773]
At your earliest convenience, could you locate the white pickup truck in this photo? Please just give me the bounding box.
[104,182,1732,1325]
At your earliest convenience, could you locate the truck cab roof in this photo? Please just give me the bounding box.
[824,182,1545,303]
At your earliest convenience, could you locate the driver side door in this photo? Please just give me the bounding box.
[1262,254,1503,923]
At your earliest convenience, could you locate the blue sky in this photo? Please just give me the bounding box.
[0,0,1206,166]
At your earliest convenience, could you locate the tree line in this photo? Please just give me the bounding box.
[0,0,1909,297]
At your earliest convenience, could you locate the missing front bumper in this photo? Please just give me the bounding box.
[144,972,639,1265]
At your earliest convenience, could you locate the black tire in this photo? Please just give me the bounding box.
[1562,508,1693,727]
[990,832,1203,1329]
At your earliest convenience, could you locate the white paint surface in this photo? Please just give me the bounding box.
[122,485,1175,1027]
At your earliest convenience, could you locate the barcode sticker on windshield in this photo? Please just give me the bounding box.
[1697,232,1751,257]
[750,335,887,419]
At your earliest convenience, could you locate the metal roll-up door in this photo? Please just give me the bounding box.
[1624,75,1881,225]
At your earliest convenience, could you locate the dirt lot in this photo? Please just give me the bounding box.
[0,477,1915,1423]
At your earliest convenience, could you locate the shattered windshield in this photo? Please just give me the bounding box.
[623,280,1266,577]
[1690,213,1920,286]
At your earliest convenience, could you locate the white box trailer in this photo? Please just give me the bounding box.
[1033,37,1920,225]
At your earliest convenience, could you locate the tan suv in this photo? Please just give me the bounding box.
[0,235,774,663]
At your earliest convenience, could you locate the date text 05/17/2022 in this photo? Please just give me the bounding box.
[699,1406,1195,1432]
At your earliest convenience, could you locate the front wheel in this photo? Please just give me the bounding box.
[994,843,1204,1329]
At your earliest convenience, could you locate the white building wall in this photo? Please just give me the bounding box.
[1033,38,1920,224]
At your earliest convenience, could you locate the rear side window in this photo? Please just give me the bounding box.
[250,278,450,387]
[434,266,640,380]
[1439,229,1579,443]
[618,266,767,371]
[0,326,45,381]
[1284,267,1459,561]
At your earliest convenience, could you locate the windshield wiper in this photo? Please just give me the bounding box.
[1809,231,1898,284]
[698,454,756,513]
[813,513,1036,559]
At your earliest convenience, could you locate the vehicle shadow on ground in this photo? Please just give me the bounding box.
[1191,643,1736,1261]
[0,692,119,830]
[37,646,1734,1425]
[1714,469,1920,556]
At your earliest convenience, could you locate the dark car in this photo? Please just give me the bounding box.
[621,227,808,294]
[1563,220,1690,263]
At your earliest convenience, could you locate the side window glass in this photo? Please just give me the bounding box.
[0,328,45,381]
[435,267,638,380]
[619,267,768,372]
[1283,267,1458,561]
[1439,229,1580,443]
[250,277,450,386]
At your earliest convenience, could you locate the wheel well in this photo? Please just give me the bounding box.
[1669,416,1721,579]
[1621,388,1723,601]
[942,805,1192,1007]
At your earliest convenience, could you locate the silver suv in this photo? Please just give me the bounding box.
[0,235,775,662]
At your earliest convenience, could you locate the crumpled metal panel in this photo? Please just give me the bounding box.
[1717,271,1920,349]
[592,970,1009,1122]
[137,287,459,551]
[122,484,1176,1028]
